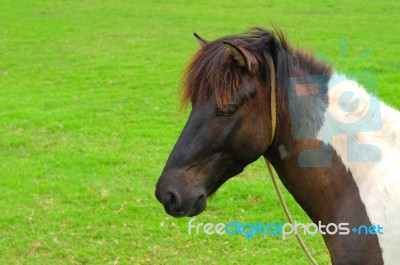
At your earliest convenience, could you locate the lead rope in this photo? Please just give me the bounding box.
[265,55,318,265]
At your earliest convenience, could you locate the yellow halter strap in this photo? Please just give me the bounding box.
[266,54,277,145]
[264,55,318,265]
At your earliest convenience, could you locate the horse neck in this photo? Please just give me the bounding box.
[264,62,384,263]
[264,58,356,223]
[265,65,384,223]
[264,113,360,224]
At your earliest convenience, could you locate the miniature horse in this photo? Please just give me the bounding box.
[155,28,400,264]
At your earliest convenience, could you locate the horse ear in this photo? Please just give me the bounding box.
[193,33,208,48]
[223,41,258,72]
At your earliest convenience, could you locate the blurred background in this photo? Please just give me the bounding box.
[0,1,399,264]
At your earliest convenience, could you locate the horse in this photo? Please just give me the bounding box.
[155,27,400,264]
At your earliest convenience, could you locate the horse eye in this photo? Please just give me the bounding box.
[217,104,238,116]
[226,104,237,114]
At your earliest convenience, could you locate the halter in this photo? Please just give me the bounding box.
[264,55,318,265]
[266,55,277,145]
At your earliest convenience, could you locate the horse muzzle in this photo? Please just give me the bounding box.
[155,177,207,218]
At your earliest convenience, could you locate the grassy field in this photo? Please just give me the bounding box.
[0,0,399,264]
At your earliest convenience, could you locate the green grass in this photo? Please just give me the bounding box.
[0,0,399,264]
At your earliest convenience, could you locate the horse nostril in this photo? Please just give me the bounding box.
[163,191,180,212]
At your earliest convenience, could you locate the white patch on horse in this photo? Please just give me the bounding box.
[317,73,400,264]
[278,144,291,160]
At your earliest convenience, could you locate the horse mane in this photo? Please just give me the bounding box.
[181,27,333,113]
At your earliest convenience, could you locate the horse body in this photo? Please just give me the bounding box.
[155,28,400,264]
[318,75,400,264]
[269,69,400,264]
